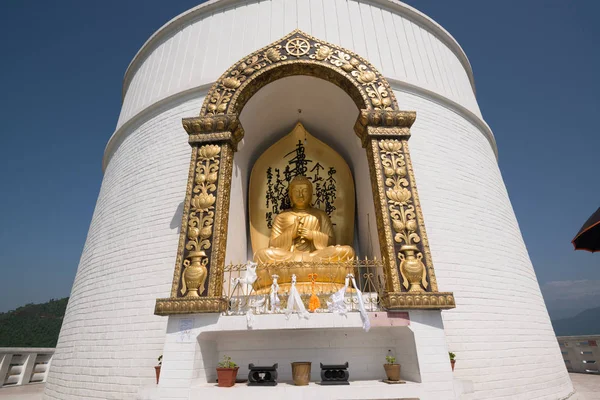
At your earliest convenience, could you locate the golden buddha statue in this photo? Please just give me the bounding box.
[254,175,355,264]
[252,176,355,294]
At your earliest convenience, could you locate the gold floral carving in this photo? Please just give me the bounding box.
[378,140,428,293]
[207,143,233,297]
[183,114,244,148]
[169,146,198,298]
[199,30,399,118]
[179,144,220,298]
[381,292,455,309]
[155,296,228,315]
[354,110,415,145]
[376,139,424,293]
[364,140,396,294]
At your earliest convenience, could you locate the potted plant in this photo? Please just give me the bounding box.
[216,355,239,387]
[155,355,162,384]
[449,352,456,371]
[384,353,401,381]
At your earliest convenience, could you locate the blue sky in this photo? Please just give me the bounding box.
[0,1,598,318]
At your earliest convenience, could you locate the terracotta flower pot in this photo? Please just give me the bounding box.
[216,367,239,387]
[384,363,401,381]
[154,366,161,384]
[451,360,456,371]
[291,362,312,386]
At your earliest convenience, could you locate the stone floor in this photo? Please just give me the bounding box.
[0,374,598,399]
[0,382,44,399]
[570,373,600,400]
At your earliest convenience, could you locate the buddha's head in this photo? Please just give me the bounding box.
[289,175,313,209]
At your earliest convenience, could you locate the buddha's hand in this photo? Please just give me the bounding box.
[298,227,314,240]
[291,221,300,239]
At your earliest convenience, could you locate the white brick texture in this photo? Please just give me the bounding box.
[116,0,480,132]
[396,89,574,399]
[44,96,206,400]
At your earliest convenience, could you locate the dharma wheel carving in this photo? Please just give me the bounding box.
[155,30,455,315]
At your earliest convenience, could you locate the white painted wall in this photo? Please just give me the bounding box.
[145,311,454,400]
[46,1,574,399]
[44,94,206,400]
[395,88,574,399]
[114,0,480,135]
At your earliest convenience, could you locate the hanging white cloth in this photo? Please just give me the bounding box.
[327,275,350,315]
[285,274,309,319]
[269,274,281,313]
[349,274,371,332]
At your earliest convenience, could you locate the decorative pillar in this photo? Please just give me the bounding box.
[154,114,243,315]
[355,110,455,309]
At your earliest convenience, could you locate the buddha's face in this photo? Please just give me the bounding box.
[289,182,312,209]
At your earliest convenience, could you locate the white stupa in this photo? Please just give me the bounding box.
[44,1,574,399]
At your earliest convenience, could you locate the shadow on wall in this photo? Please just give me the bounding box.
[171,201,184,231]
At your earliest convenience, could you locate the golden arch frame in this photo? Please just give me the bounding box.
[155,30,455,315]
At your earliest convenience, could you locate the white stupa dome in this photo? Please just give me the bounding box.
[44,1,573,399]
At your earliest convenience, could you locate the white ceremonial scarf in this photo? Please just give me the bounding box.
[327,273,371,332]
[327,275,350,315]
[285,274,309,319]
[349,274,371,332]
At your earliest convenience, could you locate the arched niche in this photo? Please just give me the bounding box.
[224,75,380,264]
[155,30,455,315]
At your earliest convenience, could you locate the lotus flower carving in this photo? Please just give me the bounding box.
[314,45,332,61]
[386,187,411,204]
[192,193,216,210]
[198,144,221,159]
[222,77,241,89]
[379,140,402,153]
[357,70,376,84]
[265,47,282,63]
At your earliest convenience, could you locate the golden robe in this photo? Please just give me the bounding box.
[254,208,355,263]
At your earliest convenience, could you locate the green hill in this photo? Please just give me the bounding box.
[0,298,68,347]
[552,306,600,336]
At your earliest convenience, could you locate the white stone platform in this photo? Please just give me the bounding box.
[6,373,599,400]
[140,310,456,400]
[189,380,421,400]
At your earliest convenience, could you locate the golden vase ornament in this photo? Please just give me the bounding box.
[181,250,208,298]
[399,245,427,293]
